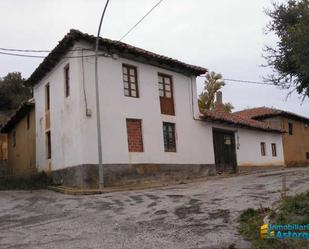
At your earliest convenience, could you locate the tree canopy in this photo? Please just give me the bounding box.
[198,71,234,113]
[0,72,31,111]
[265,0,309,98]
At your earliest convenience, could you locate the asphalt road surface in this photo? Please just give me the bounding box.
[0,167,308,249]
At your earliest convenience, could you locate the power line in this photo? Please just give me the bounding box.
[198,75,275,86]
[224,78,275,86]
[0,51,109,59]
[119,0,164,41]
[0,47,93,53]
[0,47,50,53]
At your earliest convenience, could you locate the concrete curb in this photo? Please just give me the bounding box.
[47,166,308,195]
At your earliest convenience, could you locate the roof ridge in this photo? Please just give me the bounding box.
[26,29,207,86]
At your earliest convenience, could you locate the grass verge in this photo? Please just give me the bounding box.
[239,191,309,249]
[0,172,51,190]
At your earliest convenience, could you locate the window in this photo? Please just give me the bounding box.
[288,122,293,135]
[12,131,16,148]
[261,142,266,156]
[126,119,143,152]
[46,131,51,159]
[163,122,176,152]
[306,152,309,160]
[271,143,277,157]
[27,114,30,130]
[45,84,50,110]
[158,73,175,115]
[64,64,70,97]
[123,64,139,98]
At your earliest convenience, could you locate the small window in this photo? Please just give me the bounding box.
[12,131,16,148]
[126,119,143,152]
[261,142,266,156]
[122,64,139,98]
[288,122,293,135]
[306,152,309,160]
[163,122,176,152]
[271,143,277,157]
[45,84,50,110]
[64,64,70,97]
[46,131,51,159]
[158,73,173,99]
[27,114,30,130]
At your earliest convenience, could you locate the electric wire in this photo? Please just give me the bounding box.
[119,0,164,41]
[0,51,109,59]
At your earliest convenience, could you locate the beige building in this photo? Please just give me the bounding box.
[1,102,36,177]
[235,107,309,167]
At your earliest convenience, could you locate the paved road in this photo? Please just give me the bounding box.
[0,167,308,249]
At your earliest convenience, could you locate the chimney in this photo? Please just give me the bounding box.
[216,91,223,105]
[215,91,224,111]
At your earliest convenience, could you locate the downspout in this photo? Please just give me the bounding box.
[189,76,204,122]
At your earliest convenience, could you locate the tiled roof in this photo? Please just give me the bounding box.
[0,101,34,133]
[200,109,284,133]
[26,29,207,86]
[234,107,309,123]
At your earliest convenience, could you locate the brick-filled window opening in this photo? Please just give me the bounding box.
[64,64,70,97]
[126,119,143,152]
[158,74,175,115]
[288,122,293,135]
[45,84,50,110]
[271,143,277,157]
[123,64,139,98]
[46,131,52,159]
[163,122,176,152]
[260,142,266,156]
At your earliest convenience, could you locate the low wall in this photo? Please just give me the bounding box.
[52,164,216,188]
[238,165,285,174]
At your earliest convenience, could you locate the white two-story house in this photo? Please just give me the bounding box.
[24,30,285,187]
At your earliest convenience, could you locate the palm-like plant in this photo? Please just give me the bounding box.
[198,71,234,112]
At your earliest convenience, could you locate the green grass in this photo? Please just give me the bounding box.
[239,192,309,249]
[0,172,52,190]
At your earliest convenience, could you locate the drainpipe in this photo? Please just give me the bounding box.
[190,76,204,122]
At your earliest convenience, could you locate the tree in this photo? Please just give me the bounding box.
[198,71,234,113]
[0,72,31,111]
[265,0,309,99]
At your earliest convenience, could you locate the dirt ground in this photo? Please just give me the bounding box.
[0,167,308,249]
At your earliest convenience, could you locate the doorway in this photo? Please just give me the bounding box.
[213,128,237,173]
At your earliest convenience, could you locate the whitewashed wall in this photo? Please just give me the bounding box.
[33,51,85,171]
[77,43,215,166]
[34,42,215,171]
[211,123,285,166]
[33,41,284,172]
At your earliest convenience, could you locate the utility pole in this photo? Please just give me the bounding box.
[95,0,110,189]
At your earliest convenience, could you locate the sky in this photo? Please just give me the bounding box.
[0,0,308,116]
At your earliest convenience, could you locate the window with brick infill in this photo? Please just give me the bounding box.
[126,119,143,152]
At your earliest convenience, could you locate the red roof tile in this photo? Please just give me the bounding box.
[200,109,284,133]
[234,107,309,123]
